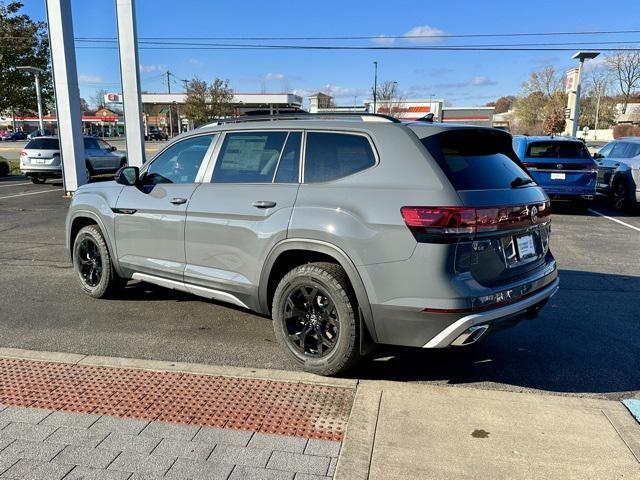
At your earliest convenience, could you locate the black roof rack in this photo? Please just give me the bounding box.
[202,112,401,127]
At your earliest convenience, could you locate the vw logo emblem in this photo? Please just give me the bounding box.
[530,206,538,223]
[556,163,563,170]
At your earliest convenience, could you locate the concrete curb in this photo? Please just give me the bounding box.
[333,385,381,480]
[0,347,357,390]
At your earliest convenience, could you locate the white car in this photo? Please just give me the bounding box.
[20,136,127,184]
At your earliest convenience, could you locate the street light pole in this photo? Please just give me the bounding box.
[373,61,378,113]
[569,51,600,138]
[16,66,45,132]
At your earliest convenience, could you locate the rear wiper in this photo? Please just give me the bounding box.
[511,177,534,188]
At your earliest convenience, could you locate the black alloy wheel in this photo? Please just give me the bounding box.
[77,237,103,288]
[283,285,340,358]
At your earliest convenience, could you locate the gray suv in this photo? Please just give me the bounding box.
[66,114,559,375]
[594,137,640,210]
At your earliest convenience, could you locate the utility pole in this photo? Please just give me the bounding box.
[16,66,45,133]
[373,61,378,113]
[166,70,171,94]
[181,79,188,92]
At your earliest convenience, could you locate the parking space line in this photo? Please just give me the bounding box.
[588,209,640,233]
[0,182,31,188]
[0,189,63,200]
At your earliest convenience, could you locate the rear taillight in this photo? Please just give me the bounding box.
[401,202,551,242]
[523,162,596,171]
[20,150,27,157]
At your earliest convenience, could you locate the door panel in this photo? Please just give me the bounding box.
[115,184,198,281]
[184,183,299,307]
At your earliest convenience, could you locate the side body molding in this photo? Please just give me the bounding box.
[259,239,379,344]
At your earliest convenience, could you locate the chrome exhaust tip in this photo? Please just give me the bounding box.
[451,325,490,346]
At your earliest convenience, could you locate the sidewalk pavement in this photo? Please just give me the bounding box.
[0,348,638,480]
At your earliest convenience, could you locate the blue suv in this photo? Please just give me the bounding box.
[512,136,597,210]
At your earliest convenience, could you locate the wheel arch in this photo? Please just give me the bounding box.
[259,239,379,346]
[67,211,123,277]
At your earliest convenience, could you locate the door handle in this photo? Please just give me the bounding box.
[170,197,188,205]
[252,200,276,209]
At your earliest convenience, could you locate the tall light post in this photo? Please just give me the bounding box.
[569,51,600,138]
[373,61,378,113]
[16,66,45,133]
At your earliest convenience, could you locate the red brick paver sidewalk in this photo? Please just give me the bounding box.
[0,358,354,441]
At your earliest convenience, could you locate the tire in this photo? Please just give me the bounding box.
[272,262,361,376]
[72,224,126,298]
[0,161,9,177]
[612,181,629,211]
[31,176,46,184]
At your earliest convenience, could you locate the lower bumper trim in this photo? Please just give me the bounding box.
[422,277,559,348]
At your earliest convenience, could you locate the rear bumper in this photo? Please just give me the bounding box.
[20,167,62,178]
[422,277,559,347]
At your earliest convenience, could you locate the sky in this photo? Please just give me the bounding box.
[21,0,640,108]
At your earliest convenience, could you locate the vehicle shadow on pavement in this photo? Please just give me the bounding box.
[349,269,640,398]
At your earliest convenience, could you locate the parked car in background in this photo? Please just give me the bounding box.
[66,115,558,375]
[27,129,53,139]
[4,131,28,142]
[20,136,127,184]
[512,136,597,210]
[594,137,640,210]
[146,126,168,141]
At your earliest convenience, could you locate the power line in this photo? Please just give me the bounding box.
[72,29,640,41]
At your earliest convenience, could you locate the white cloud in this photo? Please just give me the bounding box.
[187,58,203,68]
[264,72,285,81]
[139,64,167,74]
[470,76,497,86]
[371,35,395,45]
[404,25,446,43]
[78,74,103,83]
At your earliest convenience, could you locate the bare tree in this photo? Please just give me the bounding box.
[373,81,404,118]
[183,77,234,126]
[92,89,108,110]
[521,66,564,97]
[605,50,640,114]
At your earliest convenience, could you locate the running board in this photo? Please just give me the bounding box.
[131,273,249,310]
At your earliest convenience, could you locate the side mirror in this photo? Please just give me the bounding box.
[593,152,603,159]
[115,166,139,186]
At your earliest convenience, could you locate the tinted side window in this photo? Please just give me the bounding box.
[274,132,301,183]
[304,133,376,183]
[213,131,288,183]
[143,135,215,184]
[609,142,630,159]
[628,143,640,157]
[84,138,99,150]
[597,143,614,158]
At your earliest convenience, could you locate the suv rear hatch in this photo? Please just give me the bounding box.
[522,140,596,189]
[22,138,61,167]
[410,127,552,289]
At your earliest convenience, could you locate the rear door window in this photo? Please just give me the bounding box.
[213,131,288,183]
[25,138,59,150]
[304,132,376,183]
[526,141,591,159]
[420,129,531,191]
[609,142,631,159]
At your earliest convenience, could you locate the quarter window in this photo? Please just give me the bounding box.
[274,132,301,183]
[143,135,215,184]
[304,132,376,183]
[213,131,288,183]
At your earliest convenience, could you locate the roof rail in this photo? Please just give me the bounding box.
[201,112,401,127]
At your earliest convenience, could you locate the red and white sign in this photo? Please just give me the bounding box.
[565,68,579,93]
[104,93,121,103]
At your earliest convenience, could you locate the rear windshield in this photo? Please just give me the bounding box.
[420,129,532,191]
[526,141,590,159]
[26,138,59,150]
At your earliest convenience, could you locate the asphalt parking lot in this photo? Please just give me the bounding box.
[0,177,638,401]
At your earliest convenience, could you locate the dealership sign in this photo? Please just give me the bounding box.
[104,93,122,103]
[565,68,579,93]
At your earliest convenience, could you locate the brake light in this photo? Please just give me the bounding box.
[401,202,551,241]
